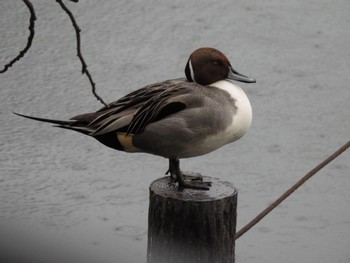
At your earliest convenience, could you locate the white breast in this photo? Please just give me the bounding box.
[203,80,252,150]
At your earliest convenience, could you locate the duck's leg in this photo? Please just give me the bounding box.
[166,159,203,181]
[166,159,177,180]
[168,158,212,190]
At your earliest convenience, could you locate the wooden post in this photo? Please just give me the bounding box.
[147,176,237,263]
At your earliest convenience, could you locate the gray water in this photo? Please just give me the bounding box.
[1,0,349,262]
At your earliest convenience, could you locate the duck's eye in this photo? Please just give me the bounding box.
[212,61,219,65]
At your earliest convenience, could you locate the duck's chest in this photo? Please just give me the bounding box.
[203,81,252,149]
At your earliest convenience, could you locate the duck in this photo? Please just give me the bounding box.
[15,47,256,190]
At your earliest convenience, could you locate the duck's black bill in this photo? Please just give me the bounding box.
[227,67,256,83]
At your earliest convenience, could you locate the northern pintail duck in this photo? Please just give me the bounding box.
[15,47,255,190]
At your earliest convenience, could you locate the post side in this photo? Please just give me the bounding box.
[147,176,237,263]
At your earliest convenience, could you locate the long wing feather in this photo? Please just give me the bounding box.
[85,78,191,136]
[126,86,190,135]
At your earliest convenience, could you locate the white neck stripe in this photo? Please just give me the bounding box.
[189,59,196,83]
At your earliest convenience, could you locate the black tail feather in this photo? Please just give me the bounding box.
[14,112,124,150]
[13,112,75,126]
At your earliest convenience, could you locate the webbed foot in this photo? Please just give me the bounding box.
[167,158,212,190]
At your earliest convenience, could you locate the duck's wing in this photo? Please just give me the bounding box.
[73,78,194,136]
[125,86,190,135]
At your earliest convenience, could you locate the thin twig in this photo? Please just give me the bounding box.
[0,0,36,73]
[56,0,108,107]
[235,140,350,240]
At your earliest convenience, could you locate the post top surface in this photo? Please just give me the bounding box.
[149,176,237,202]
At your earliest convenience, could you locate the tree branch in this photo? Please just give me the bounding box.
[56,0,108,107]
[0,0,36,73]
